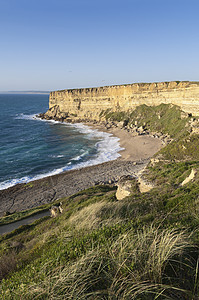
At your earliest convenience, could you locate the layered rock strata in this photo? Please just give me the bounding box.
[44,81,199,121]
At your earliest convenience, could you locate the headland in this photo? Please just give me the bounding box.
[2,80,199,215]
[47,81,199,121]
[1,81,199,298]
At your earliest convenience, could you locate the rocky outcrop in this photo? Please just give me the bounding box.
[47,81,199,120]
[181,169,197,186]
[38,105,70,122]
[116,175,140,200]
[137,176,154,193]
[189,119,199,134]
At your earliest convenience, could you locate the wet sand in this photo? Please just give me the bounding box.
[0,124,163,217]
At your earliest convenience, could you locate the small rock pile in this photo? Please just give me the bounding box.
[189,118,199,135]
[38,105,173,146]
[102,119,172,145]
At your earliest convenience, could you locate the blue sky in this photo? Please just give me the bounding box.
[0,0,199,91]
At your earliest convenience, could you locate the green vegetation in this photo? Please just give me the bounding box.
[0,205,51,226]
[101,103,192,139]
[159,133,199,161]
[101,108,128,122]
[1,104,199,299]
[101,103,199,161]
[1,167,199,298]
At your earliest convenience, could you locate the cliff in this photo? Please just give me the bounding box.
[47,81,199,120]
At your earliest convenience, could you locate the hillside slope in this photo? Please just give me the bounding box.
[1,104,199,299]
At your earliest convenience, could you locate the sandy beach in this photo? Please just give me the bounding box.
[0,124,163,217]
[113,128,163,160]
[89,123,163,161]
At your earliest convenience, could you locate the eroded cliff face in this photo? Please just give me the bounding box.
[48,81,199,120]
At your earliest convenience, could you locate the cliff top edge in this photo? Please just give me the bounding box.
[51,80,199,94]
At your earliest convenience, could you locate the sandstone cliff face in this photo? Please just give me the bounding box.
[49,81,199,119]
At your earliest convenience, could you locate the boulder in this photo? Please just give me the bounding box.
[116,175,139,200]
[181,169,197,186]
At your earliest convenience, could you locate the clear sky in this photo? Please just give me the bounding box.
[0,0,199,91]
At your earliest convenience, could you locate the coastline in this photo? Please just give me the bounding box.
[0,122,163,217]
[85,122,163,161]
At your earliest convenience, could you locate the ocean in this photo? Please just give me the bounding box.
[0,94,122,190]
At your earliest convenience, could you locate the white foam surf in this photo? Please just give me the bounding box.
[15,113,39,120]
[0,115,124,190]
[48,154,65,158]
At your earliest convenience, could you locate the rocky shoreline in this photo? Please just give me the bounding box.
[0,108,165,217]
[37,105,172,146]
[0,160,148,217]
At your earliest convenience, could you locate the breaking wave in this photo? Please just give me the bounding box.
[0,115,123,190]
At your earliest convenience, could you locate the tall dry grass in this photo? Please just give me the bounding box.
[109,226,194,299]
[68,199,143,231]
[25,251,110,299]
[23,226,197,299]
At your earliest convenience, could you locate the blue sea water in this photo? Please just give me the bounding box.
[0,94,122,190]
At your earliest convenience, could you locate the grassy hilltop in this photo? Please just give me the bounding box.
[1,104,199,299]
